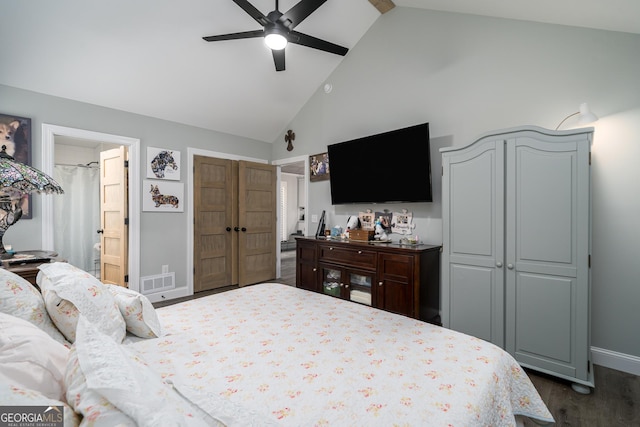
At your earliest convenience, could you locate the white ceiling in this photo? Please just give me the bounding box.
[2,0,638,143]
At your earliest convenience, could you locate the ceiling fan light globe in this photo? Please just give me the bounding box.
[265,33,287,50]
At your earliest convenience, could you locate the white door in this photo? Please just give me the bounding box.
[442,138,505,347]
[505,135,591,381]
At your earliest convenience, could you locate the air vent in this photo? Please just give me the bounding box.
[140,272,175,295]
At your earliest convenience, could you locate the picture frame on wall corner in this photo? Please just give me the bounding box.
[0,113,32,219]
[146,147,180,180]
[309,152,329,182]
[143,180,184,212]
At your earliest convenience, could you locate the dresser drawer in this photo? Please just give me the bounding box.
[318,244,377,270]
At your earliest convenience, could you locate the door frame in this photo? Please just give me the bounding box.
[186,147,267,296]
[272,155,310,276]
[41,124,141,291]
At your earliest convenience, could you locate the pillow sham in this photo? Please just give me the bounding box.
[38,263,125,343]
[0,381,80,427]
[0,312,70,401]
[0,268,68,344]
[72,316,213,427]
[106,284,162,338]
[65,344,136,427]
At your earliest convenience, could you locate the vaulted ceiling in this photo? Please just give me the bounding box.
[1,0,638,143]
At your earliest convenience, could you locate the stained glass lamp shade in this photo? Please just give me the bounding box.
[0,145,64,259]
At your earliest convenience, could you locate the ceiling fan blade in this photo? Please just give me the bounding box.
[289,31,348,56]
[232,0,270,26]
[279,0,326,30]
[272,49,285,71]
[203,29,264,42]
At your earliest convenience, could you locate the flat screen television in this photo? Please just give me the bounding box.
[327,122,432,205]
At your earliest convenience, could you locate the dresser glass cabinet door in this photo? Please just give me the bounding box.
[321,266,373,306]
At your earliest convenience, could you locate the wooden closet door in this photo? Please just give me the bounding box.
[194,156,236,292]
[238,161,276,286]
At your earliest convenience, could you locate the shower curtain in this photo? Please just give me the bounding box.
[53,165,101,276]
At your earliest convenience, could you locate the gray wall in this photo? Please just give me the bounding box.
[271,9,640,360]
[0,84,271,290]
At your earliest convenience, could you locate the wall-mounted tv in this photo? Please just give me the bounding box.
[327,122,432,205]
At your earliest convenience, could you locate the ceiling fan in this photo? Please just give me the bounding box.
[202,0,349,71]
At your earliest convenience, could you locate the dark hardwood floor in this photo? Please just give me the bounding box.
[158,250,640,426]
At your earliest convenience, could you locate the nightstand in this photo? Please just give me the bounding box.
[2,250,64,289]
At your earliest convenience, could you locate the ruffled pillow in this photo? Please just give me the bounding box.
[0,312,70,401]
[106,284,162,338]
[38,263,125,343]
[0,268,68,344]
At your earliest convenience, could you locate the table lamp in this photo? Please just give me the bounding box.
[0,145,64,259]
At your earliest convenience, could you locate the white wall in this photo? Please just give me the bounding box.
[271,8,640,362]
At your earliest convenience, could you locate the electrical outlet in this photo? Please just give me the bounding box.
[311,214,318,223]
[162,265,169,274]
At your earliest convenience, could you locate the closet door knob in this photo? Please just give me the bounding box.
[234,227,240,232]
[241,227,247,232]
[496,261,503,268]
[226,227,232,232]
[507,263,514,270]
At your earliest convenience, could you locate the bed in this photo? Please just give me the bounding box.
[0,262,554,426]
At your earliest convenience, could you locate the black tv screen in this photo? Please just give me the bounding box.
[328,123,432,205]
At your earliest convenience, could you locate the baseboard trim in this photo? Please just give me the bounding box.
[592,346,640,376]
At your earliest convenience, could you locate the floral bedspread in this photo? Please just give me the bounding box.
[130,283,553,426]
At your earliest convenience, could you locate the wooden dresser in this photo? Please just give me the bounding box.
[296,237,441,325]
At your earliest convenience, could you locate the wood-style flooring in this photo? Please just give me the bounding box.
[158,250,640,426]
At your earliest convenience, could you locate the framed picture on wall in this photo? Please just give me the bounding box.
[146,147,180,180]
[309,152,329,182]
[0,113,32,219]
[143,180,184,212]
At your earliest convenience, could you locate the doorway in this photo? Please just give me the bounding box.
[272,155,309,283]
[41,124,141,291]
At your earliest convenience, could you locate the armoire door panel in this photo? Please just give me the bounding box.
[450,149,498,257]
[514,273,573,363]
[450,263,502,345]
[515,146,577,266]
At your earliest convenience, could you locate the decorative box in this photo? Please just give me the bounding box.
[349,229,374,241]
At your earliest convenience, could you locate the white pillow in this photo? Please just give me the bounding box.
[38,263,125,343]
[106,284,162,338]
[0,312,70,401]
[73,316,212,427]
[0,381,80,427]
[0,268,68,345]
[65,345,136,427]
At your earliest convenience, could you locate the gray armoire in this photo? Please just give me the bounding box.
[441,126,594,392]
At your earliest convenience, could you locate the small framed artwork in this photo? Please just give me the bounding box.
[143,180,184,212]
[0,113,32,219]
[309,152,330,182]
[359,211,375,230]
[391,210,415,234]
[146,147,180,180]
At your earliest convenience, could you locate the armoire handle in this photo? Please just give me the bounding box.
[496,261,503,268]
[234,226,240,232]
[241,227,247,232]
[507,263,514,270]
[226,227,232,232]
